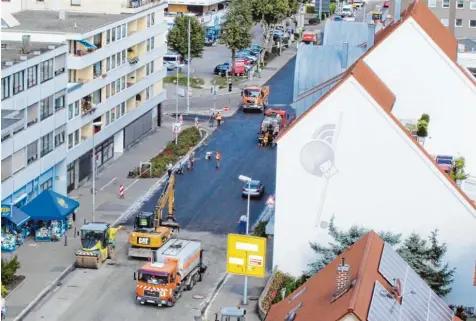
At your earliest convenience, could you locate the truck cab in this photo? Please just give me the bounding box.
[215,307,246,321]
[241,86,270,112]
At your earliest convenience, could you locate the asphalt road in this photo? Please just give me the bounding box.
[24,55,296,321]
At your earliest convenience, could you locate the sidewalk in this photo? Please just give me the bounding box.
[2,121,180,320]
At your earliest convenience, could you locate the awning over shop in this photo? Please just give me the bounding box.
[21,190,79,221]
[78,39,97,49]
[1,205,31,227]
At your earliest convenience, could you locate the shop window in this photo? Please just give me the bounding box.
[40,178,53,191]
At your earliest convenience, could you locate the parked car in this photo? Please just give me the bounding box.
[235,52,257,63]
[241,180,265,198]
[164,61,180,71]
[250,44,263,51]
[214,62,230,75]
[238,49,259,58]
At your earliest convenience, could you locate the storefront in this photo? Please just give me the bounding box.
[95,137,114,171]
[77,136,115,183]
[124,110,152,149]
[20,190,78,242]
[1,205,31,252]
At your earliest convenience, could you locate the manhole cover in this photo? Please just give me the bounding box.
[249,296,259,301]
[192,294,205,299]
[107,262,117,266]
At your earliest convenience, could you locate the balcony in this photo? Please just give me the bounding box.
[127,47,139,64]
[81,97,97,116]
[122,0,165,13]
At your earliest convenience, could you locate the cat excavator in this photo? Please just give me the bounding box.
[128,174,180,259]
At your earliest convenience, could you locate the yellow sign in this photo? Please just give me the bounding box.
[226,234,266,278]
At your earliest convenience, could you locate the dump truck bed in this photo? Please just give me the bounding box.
[153,238,202,277]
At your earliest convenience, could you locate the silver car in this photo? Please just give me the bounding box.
[242,180,265,198]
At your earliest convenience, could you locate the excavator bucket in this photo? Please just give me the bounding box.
[161,217,180,232]
[75,251,102,269]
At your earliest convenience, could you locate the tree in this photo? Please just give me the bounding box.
[1,256,21,285]
[397,230,455,297]
[308,216,401,274]
[167,15,205,61]
[251,0,290,42]
[222,0,253,77]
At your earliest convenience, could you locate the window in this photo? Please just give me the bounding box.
[27,141,38,164]
[27,65,38,88]
[122,50,126,64]
[151,13,155,25]
[147,14,151,27]
[92,89,101,105]
[55,127,65,147]
[428,0,436,7]
[1,157,12,182]
[441,18,449,26]
[112,55,116,69]
[40,132,53,157]
[117,26,122,40]
[116,52,120,66]
[40,178,53,191]
[442,0,449,7]
[68,103,74,120]
[40,59,54,83]
[146,86,153,100]
[147,37,155,52]
[111,107,116,122]
[74,101,80,116]
[456,18,463,27]
[54,54,66,75]
[105,57,110,72]
[68,133,74,149]
[105,111,110,126]
[470,20,476,28]
[1,76,10,99]
[121,102,126,116]
[27,103,38,126]
[470,1,476,9]
[54,91,66,111]
[71,0,81,6]
[112,28,116,42]
[116,79,121,93]
[13,71,25,94]
[106,29,111,45]
[120,76,125,90]
[122,24,126,37]
[74,129,79,145]
[106,84,110,98]
[146,61,154,75]
[457,0,464,8]
[111,81,116,95]
[40,96,53,120]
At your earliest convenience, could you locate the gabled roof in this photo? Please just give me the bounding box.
[265,231,391,321]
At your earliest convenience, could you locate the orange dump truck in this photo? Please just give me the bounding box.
[134,238,206,307]
[241,85,270,112]
[302,31,317,44]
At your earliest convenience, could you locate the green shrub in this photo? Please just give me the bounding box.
[293,32,300,40]
[163,74,205,89]
[305,5,315,13]
[1,284,8,296]
[1,256,20,285]
[253,220,268,237]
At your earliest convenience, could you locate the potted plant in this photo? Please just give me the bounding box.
[454,172,468,186]
[451,157,469,186]
[416,119,428,140]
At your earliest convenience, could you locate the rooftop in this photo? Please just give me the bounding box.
[6,10,132,34]
[1,40,65,69]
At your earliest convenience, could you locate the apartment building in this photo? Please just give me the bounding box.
[425,0,476,38]
[2,2,167,193]
[1,40,69,207]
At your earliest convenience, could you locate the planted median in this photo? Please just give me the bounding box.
[128,127,201,178]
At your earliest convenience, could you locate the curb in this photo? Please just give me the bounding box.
[11,128,211,321]
[201,273,230,320]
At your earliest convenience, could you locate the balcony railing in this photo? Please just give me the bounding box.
[127,0,160,8]
[74,48,96,57]
[81,100,97,116]
[27,154,38,165]
[128,56,139,64]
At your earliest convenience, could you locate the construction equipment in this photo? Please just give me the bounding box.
[128,174,180,259]
[241,85,270,112]
[134,238,207,307]
[214,307,246,321]
[370,10,383,23]
[302,31,317,45]
[75,222,124,269]
[258,109,290,145]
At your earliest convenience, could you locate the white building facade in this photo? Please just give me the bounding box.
[1,41,69,206]
[2,3,168,192]
[274,60,476,306]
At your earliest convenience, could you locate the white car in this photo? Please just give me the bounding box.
[341,6,354,17]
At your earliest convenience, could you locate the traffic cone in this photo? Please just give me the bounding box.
[119,185,124,199]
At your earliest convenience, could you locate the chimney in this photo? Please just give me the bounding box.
[367,23,375,48]
[448,0,456,38]
[22,35,31,54]
[336,258,351,293]
[394,0,402,22]
[341,42,349,70]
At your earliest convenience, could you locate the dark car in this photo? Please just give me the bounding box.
[214,62,230,75]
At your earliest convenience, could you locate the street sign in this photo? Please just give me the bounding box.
[227,234,266,278]
[224,106,229,112]
[172,122,181,134]
[265,195,275,206]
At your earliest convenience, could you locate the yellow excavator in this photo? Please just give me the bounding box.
[75,222,125,269]
[128,174,180,259]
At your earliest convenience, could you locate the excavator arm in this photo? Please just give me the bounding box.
[155,174,180,231]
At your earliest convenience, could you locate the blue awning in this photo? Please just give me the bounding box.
[78,39,97,49]
[1,205,31,227]
[21,190,79,221]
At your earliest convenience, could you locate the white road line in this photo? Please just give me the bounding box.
[99,177,117,191]
[124,179,139,191]
[204,273,230,319]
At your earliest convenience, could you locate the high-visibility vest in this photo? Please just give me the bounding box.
[216,152,221,160]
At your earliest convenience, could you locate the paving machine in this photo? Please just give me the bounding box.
[75,222,124,269]
[134,238,207,307]
[214,307,246,321]
[258,109,289,146]
[128,174,180,259]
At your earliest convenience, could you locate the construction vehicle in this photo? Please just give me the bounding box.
[134,238,207,307]
[370,10,383,23]
[241,85,270,112]
[302,31,317,45]
[258,109,292,146]
[128,174,180,259]
[75,222,124,269]
[214,307,246,321]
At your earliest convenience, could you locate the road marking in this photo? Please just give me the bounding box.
[99,177,117,191]
[204,273,230,319]
[124,179,139,191]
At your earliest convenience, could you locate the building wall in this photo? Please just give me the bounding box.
[274,77,476,305]
[364,18,476,176]
[424,0,476,38]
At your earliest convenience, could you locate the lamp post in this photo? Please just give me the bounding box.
[186,16,191,113]
[175,65,179,145]
[91,121,102,222]
[238,174,252,305]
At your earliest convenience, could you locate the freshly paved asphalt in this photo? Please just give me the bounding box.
[135,57,296,234]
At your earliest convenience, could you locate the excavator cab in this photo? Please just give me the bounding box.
[215,307,246,321]
[134,212,155,231]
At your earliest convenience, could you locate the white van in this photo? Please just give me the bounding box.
[164,53,183,70]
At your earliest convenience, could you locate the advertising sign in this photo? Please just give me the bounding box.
[226,234,266,278]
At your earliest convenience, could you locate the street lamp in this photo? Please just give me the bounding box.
[238,174,252,305]
[186,16,191,113]
[91,121,102,222]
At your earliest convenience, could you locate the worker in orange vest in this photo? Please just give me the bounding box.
[216,112,223,127]
[216,151,221,169]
